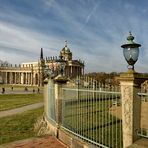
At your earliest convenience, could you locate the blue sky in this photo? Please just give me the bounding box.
[0,0,148,73]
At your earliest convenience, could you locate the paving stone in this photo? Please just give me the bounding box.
[0,136,68,148]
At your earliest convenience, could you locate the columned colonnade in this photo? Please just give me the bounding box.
[0,71,40,86]
[65,65,84,78]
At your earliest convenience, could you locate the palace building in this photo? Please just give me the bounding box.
[0,42,85,86]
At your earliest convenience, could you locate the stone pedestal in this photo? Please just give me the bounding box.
[54,75,68,125]
[119,70,146,148]
[43,78,49,115]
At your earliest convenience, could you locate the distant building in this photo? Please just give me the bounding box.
[0,42,85,86]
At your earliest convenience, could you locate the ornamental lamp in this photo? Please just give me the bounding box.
[121,32,141,71]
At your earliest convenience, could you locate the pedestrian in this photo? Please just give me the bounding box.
[11,86,13,91]
[37,87,40,93]
[33,88,35,93]
[2,87,5,94]
[25,86,28,91]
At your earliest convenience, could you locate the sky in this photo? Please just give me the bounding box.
[0,0,148,73]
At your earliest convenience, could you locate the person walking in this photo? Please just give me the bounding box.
[33,88,35,93]
[37,87,40,93]
[2,87,5,94]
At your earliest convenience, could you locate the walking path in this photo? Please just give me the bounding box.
[0,136,68,148]
[0,94,68,148]
[0,102,43,118]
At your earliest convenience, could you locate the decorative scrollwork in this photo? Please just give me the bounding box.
[123,86,132,130]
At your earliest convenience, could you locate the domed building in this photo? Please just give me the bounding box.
[60,41,72,61]
[45,41,85,79]
[0,42,85,86]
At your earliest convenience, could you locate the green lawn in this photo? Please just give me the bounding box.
[0,94,43,111]
[0,84,43,92]
[0,107,44,145]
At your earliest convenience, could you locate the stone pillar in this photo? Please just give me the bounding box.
[21,73,23,84]
[31,73,33,85]
[26,73,28,84]
[44,78,49,115]
[28,73,30,85]
[23,73,26,84]
[29,73,31,85]
[18,72,21,84]
[119,71,146,148]
[54,75,68,125]
[14,72,16,84]
[5,72,7,84]
[10,72,12,84]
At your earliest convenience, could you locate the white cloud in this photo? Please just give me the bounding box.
[0,21,66,63]
[0,0,148,73]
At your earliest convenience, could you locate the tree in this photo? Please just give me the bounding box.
[0,60,10,67]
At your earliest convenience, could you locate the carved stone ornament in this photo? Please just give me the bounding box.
[123,86,132,131]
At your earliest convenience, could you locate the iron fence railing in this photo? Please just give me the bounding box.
[61,85,122,148]
[47,80,56,122]
[138,92,148,138]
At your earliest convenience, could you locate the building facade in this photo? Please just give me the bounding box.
[0,43,85,86]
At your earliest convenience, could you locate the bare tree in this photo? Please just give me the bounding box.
[0,60,10,67]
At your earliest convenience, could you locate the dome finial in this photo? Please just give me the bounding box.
[65,40,68,47]
[127,31,134,41]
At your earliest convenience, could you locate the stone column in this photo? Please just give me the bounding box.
[5,72,7,84]
[14,72,16,84]
[31,73,33,85]
[18,73,21,84]
[21,73,23,84]
[54,75,68,125]
[29,73,31,85]
[44,78,49,115]
[28,72,30,85]
[26,73,28,84]
[23,73,26,84]
[119,71,146,148]
[10,72,12,84]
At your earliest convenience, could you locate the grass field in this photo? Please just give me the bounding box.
[0,84,42,88]
[0,107,44,145]
[0,94,43,111]
[0,84,43,93]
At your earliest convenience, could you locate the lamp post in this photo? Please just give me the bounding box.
[119,33,146,148]
[121,32,141,71]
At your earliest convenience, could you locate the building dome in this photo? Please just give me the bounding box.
[61,44,71,53]
[61,48,65,53]
[65,46,71,53]
[60,41,72,61]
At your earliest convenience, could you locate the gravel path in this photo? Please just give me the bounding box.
[0,102,43,118]
[0,136,68,148]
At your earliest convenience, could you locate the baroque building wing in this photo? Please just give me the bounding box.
[0,42,85,86]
